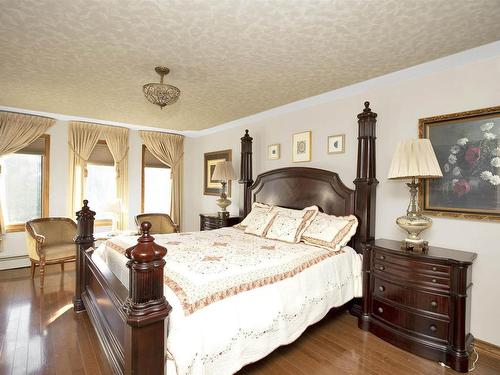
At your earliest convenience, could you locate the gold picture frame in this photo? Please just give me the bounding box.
[327,134,345,154]
[204,149,232,196]
[292,131,311,163]
[418,105,500,222]
[268,144,280,160]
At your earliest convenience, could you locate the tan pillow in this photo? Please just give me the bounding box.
[235,202,271,229]
[244,210,277,237]
[302,213,358,251]
[265,206,318,243]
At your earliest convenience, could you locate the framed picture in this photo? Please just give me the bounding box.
[328,134,345,154]
[292,131,311,162]
[268,144,280,160]
[419,105,500,221]
[204,149,232,196]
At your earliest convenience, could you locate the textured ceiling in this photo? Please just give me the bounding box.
[1,0,500,131]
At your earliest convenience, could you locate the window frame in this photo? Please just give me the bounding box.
[141,145,171,213]
[86,139,113,227]
[5,134,50,233]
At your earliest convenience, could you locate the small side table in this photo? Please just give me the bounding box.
[199,213,242,231]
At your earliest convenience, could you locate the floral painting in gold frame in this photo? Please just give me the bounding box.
[419,105,500,221]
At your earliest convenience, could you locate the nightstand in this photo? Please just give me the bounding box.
[359,239,477,372]
[199,213,242,231]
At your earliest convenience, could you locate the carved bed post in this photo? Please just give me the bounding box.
[124,221,171,375]
[353,101,378,251]
[239,129,253,217]
[352,101,378,320]
[73,199,95,312]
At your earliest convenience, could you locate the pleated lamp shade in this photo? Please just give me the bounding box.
[212,161,237,181]
[388,139,443,179]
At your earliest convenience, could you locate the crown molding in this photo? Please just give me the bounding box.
[0,106,185,135]
[1,40,499,138]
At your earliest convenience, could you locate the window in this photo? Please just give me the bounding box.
[0,135,50,232]
[84,141,116,225]
[141,145,171,214]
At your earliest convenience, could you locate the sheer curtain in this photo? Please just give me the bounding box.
[0,112,54,236]
[139,131,184,227]
[67,122,102,218]
[103,126,129,230]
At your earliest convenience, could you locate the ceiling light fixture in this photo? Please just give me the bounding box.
[143,66,180,109]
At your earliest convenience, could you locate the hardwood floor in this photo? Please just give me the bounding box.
[1,263,499,375]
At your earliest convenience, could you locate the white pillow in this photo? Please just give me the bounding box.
[302,213,358,251]
[244,210,277,236]
[235,202,271,229]
[265,206,318,243]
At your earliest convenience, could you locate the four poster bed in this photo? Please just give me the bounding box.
[73,102,378,374]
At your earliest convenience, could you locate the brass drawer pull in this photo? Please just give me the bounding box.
[377,307,384,314]
[378,286,385,292]
[432,266,437,271]
[429,324,437,332]
[379,265,385,271]
[431,301,438,308]
[432,278,437,283]
[380,255,385,260]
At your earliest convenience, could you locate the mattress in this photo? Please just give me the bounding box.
[94,227,362,375]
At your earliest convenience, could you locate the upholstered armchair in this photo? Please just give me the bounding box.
[135,213,179,234]
[25,217,77,288]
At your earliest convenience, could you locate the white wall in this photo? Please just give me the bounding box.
[0,121,145,268]
[182,53,500,345]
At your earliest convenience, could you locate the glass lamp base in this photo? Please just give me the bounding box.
[396,214,432,252]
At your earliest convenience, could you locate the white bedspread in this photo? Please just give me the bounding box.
[94,227,362,375]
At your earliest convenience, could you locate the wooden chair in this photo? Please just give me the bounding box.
[25,217,77,288]
[134,213,179,234]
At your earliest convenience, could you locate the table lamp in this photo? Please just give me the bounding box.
[212,161,237,218]
[101,198,123,234]
[388,139,442,251]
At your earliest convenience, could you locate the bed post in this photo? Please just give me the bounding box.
[239,129,253,217]
[73,199,95,312]
[353,101,378,252]
[123,221,171,375]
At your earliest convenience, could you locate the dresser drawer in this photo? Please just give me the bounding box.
[373,260,450,290]
[373,277,450,316]
[373,249,450,276]
[372,298,449,342]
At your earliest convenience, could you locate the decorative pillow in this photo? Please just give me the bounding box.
[244,210,277,237]
[302,213,358,251]
[235,202,271,229]
[265,206,319,243]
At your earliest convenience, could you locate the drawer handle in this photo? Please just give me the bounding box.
[378,286,385,292]
[377,307,384,314]
[380,255,385,260]
[431,301,438,308]
[379,265,385,271]
[432,266,437,271]
[432,278,437,283]
[429,324,437,333]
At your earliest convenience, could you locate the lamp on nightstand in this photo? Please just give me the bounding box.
[101,198,123,235]
[212,161,237,219]
[388,139,442,252]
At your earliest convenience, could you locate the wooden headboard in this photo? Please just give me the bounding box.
[239,102,378,252]
[251,167,354,216]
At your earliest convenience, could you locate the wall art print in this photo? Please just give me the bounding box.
[204,149,232,196]
[292,131,311,163]
[419,106,500,221]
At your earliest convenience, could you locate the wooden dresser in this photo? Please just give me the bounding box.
[358,239,477,372]
[199,213,242,231]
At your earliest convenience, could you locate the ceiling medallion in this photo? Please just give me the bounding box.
[143,66,180,109]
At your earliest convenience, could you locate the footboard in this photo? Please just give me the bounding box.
[73,201,171,375]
